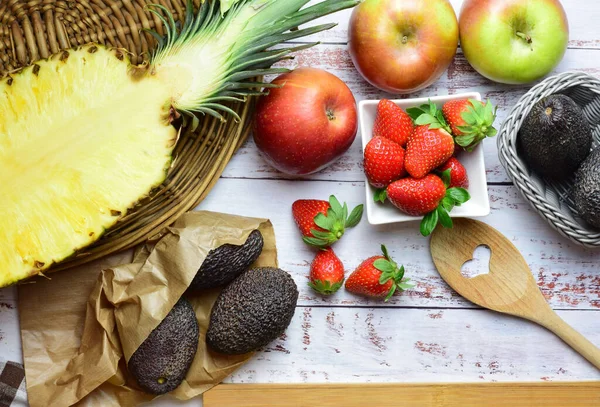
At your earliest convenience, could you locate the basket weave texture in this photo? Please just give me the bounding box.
[498,71,600,248]
[0,0,255,271]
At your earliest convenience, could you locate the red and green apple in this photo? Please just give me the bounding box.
[459,0,569,84]
[348,0,459,94]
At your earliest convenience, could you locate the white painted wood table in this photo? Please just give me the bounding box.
[1,1,600,405]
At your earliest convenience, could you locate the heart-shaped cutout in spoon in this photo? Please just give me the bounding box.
[430,218,600,370]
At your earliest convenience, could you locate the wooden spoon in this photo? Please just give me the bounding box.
[430,218,600,370]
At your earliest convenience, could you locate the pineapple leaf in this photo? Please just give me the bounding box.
[146,0,359,118]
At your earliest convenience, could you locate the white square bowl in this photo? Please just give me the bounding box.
[359,92,491,226]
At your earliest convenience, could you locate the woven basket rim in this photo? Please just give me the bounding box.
[497,70,600,248]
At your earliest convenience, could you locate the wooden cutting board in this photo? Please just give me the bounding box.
[204,382,600,406]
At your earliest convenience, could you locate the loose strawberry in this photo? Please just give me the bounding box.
[377,171,470,237]
[373,99,414,147]
[404,125,455,179]
[363,136,406,189]
[345,245,413,301]
[308,248,345,295]
[437,157,469,189]
[292,195,364,248]
[442,99,498,151]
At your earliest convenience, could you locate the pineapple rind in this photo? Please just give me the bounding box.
[0,45,176,287]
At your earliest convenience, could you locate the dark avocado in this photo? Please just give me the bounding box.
[518,94,592,180]
[573,148,600,229]
[188,229,264,292]
[206,267,298,355]
[128,297,199,395]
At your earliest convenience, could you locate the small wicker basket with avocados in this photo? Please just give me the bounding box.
[498,72,600,246]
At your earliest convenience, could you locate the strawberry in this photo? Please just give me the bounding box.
[437,157,469,189]
[442,99,498,151]
[292,195,364,248]
[363,136,406,189]
[345,245,413,301]
[377,171,470,237]
[373,99,414,147]
[308,248,345,295]
[404,125,455,179]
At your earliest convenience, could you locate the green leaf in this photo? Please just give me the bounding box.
[441,169,452,188]
[374,189,387,203]
[384,284,397,302]
[415,114,438,126]
[308,279,343,295]
[380,244,390,260]
[406,107,426,121]
[441,196,456,213]
[397,265,405,281]
[329,195,343,217]
[428,122,443,130]
[428,100,438,116]
[311,229,334,240]
[488,127,498,137]
[314,213,333,230]
[435,109,445,125]
[345,204,364,228]
[461,110,477,124]
[447,187,471,204]
[455,133,477,148]
[398,280,415,290]
[374,259,395,274]
[302,236,329,248]
[437,206,453,229]
[420,210,439,237]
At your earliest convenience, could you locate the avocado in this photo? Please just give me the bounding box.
[128,297,199,395]
[573,148,600,229]
[188,229,264,292]
[518,94,592,180]
[206,267,298,355]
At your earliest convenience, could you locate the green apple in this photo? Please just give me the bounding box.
[459,0,569,84]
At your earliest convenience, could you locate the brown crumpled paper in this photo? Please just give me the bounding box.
[17,211,277,407]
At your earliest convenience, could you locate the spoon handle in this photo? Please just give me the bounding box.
[536,308,600,370]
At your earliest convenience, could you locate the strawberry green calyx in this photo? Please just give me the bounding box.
[420,169,470,237]
[454,99,498,151]
[308,279,343,295]
[406,100,453,134]
[303,195,364,248]
[374,188,387,203]
[373,244,414,301]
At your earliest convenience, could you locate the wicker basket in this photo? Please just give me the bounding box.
[0,0,256,271]
[498,71,600,248]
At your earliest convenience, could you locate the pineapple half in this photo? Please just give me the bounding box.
[0,0,359,287]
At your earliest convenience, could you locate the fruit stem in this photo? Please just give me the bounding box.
[515,31,532,44]
[401,35,408,44]
[326,108,336,121]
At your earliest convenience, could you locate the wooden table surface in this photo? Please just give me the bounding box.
[1,1,600,405]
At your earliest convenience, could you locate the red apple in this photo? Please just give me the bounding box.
[253,67,358,176]
[459,0,569,84]
[348,0,459,94]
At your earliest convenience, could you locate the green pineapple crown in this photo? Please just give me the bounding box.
[143,0,359,128]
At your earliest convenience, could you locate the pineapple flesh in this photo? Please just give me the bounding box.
[0,45,176,287]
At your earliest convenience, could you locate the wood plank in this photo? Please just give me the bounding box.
[204,382,600,407]
[197,178,600,310]
[221,308,600,384]
[222,47,600,184]
[303,0,600,49]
